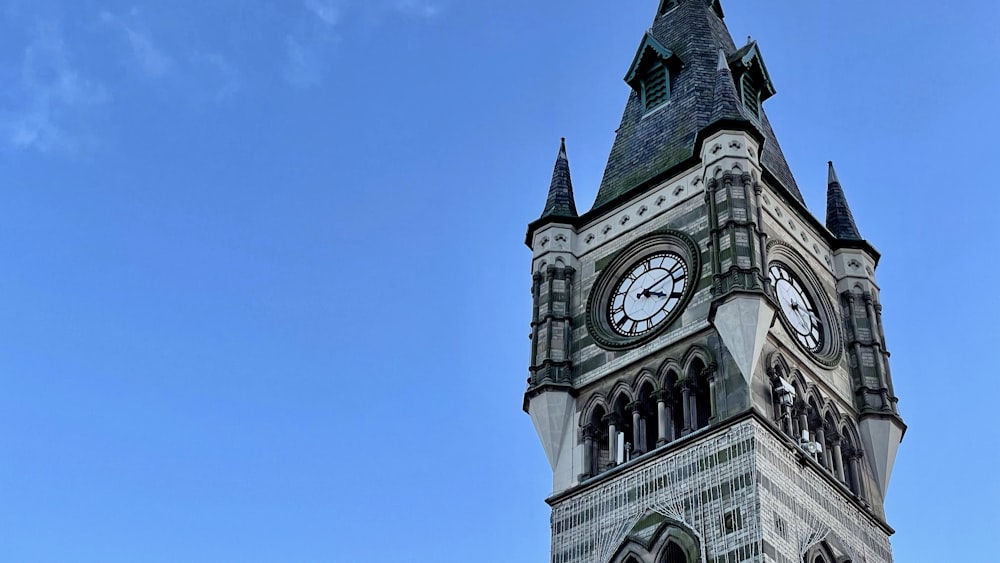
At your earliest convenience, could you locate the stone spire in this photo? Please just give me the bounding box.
[590,0,802,212]
[710,49,745,124]
[825,161,863,240]
[538,138,578,219]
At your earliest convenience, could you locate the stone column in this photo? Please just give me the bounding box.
[654,390,670,445]
[580,425,596,479]
[829,434,846,483]
[796,402,809,443]
[848,450,865,496]
[815,422,832,469]
[681,384,693,436]
[603,413,619,467]
[753,182,768,279]
[705,364,718,422]
[863,292,891,408]
[812,416,827,466]
[629,402,644,455]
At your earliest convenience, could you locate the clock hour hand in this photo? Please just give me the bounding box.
[636,287,669,298]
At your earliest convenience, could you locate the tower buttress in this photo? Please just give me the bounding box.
[826,161,906,498]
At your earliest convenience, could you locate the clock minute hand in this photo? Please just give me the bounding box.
[646,273,674,292]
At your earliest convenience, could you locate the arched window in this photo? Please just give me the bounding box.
[588,406,609,476]
[687,358,712,431]
[840,426,864,498]
[661,541,688,563]
[664,370,684,442]
[637,381,658,454]
[612,394,633,464]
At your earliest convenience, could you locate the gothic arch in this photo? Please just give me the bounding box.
[656,358,684,389]
[610,381,636,407]
[790,369,809,393]
[579,393,609,427]
[608,514,701,563]
[767,351,791,379]
[839,421,865,497]
[803,540,840,563]
[660,365,685,442]
[680,345,714,377]
[610,549,644,563]
[635,378,659,454]
[648,520,700,563]
[685,355,712,430]
[634,369,659,395]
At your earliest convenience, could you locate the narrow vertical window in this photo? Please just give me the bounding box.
[642,63,670,112]
[741,73,760,118]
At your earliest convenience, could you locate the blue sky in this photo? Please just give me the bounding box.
[1,1,997,561]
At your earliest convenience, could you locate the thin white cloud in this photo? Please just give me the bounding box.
[100,9,173,78]
[2,20,108,153]
[287,0,441,88]
[283,34,325,88]
[393,0,440,18]
[124,27,172,77]
[191,51,241,102]
[304,0,343,27]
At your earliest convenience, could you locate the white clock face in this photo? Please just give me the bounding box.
[768,264,823,351]
[607,252,688,337]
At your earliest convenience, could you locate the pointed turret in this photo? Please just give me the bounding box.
[538,138,578,220]
[709,49,745,124]
[825,161,863,240]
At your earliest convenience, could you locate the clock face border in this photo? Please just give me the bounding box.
[586,230,701,351]
[768,263,823,351]
[765,241,843,367]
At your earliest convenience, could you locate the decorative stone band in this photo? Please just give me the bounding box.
[546,417,893,563]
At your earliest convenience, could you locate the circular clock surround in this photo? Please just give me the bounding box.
[586,230,701,350]
[766,242,842,366]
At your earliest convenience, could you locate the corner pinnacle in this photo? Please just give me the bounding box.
[538,138,578,220]
[825,161,863,240]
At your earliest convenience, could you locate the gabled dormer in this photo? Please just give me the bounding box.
[728,41,776,120]
[659,0,724,17]
[657,0,679,14]
[624,33,683,114]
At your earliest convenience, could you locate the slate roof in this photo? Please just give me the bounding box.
[825,161,863,240]
[538,138,579,220]
[590,0,803,212]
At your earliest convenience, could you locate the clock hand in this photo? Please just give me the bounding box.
[637,288,668,298]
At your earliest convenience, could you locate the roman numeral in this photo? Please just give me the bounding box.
[615,314,630,329]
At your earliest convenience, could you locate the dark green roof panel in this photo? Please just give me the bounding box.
[591,0,803,212]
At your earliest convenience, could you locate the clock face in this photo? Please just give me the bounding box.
[768,263,823,351]
[607,252,688,337]
[586,230,700,350]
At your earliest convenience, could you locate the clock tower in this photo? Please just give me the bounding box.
[523,2,905,563]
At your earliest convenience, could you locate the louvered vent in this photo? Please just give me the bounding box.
[642,64,670,112]
[741,73,760,118]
